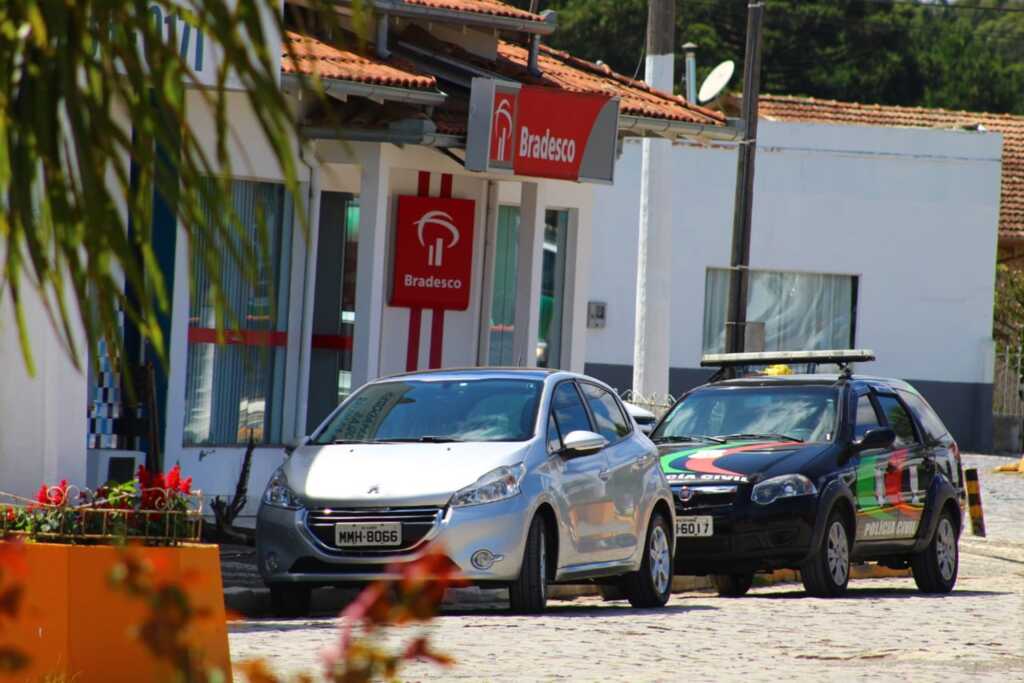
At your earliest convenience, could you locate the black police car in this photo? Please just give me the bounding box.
[651,350,965,597]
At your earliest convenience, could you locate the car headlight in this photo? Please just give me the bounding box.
[751,474,817,506]
[263,468,301,509]
[450,463,527,508]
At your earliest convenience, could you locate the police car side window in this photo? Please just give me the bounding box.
[876,395,920,447]
[899,390,948,444]
[854,394,881,440]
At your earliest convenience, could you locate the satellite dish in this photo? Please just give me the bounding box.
[698,60,735,104]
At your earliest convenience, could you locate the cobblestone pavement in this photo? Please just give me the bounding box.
[229,455,1024,682]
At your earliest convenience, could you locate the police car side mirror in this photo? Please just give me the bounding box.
[855,427,895,452]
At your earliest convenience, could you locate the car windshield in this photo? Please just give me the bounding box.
[652,385,839,444]
[311,378,543,444]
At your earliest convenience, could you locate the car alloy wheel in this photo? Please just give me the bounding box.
[936,517,956,582]
[826,520,850,586]
[649,524,671,597]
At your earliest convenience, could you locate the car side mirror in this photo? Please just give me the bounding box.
[561,430,608,458]
[855,427,895,452]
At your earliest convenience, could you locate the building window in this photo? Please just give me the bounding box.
[488,206,520,366]
[305,192,359,433]
[702,268,858,354]
[537,210,568,368]
[183,180,294,446]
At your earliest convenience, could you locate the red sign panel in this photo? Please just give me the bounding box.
[391,195,476,310]
[467,79,620,183]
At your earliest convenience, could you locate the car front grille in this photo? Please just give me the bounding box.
[304,506,444,556]
[672,484,739,512]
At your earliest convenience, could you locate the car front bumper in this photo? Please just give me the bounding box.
[673,494,818,574]
[256,496,533,586]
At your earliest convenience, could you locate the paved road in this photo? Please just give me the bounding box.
[229,455,1024,682]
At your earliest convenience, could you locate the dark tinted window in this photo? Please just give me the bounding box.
[876,395,919,447]
[854,394,881,440]
[654,386,838,443]
[899,390,949,443]
[551,382,592,436]
[581,383,631,441]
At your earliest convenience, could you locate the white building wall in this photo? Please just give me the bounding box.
[589,120,1002,449]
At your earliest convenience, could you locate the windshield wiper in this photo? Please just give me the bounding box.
[385,436,465,443]
[715,433,804,443]
[652,434,726,444]
[332,439,378,444]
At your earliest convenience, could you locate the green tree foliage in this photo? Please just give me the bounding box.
[512,0,1024,114]
[0,1,348,375]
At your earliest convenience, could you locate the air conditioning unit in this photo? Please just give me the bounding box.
[86,449,146,490]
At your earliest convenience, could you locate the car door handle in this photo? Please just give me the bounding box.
[598,468,611,481]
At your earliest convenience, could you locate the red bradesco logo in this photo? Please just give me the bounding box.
[489,91,517,166]
[391,195,476,310]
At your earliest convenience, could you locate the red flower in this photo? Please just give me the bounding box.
[3,507,15,523]
[34,484,48,505]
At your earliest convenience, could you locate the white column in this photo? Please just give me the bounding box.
[633,53,674,399]
[292,162,322,439]
[163,221,191,461]
[476,180,501,365]
[511,181,546,368]
[561,201,592,373]
[351,144,390,388]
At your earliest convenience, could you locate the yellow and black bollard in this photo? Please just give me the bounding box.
[964,467,986,537]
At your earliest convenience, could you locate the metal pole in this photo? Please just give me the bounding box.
[725,2,765,354]
[683,43,698,104]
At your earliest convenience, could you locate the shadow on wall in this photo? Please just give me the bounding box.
[584,363,994,453]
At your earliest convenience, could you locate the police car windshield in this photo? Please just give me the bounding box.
[653,386,838,444]
[312,378,543,444]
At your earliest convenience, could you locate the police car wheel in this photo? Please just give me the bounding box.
[801,509,850,597]
[911,508,959,594]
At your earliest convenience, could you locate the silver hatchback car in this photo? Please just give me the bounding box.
[256,368,675,614]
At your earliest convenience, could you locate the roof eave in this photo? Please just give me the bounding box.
[281,72,447,106]
[368,0,557,36]
[618,114,743,142]
[301,124,465,148]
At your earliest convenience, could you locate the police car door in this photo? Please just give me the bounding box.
[873,393,926,541]
[851,392,903,541]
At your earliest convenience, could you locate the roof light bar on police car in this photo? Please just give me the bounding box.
[700,349,876,368]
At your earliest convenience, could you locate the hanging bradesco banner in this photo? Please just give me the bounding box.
[465,77,620,183]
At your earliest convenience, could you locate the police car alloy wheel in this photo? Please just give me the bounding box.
[912,509,959,594]
[801,510,850,597]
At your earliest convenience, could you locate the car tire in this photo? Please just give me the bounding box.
[801,509,851,597]
[509,515,548,614]
[623,512,673,609]
[712,572,754,597]
[269,583,312,618]
[911,508,959,594]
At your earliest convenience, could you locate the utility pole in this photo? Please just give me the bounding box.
[633,0,675,401]
[725,1,765,354]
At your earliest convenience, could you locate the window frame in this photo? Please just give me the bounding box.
[851,391,884,443]
[577,380,633,446]
[546,379,595,453]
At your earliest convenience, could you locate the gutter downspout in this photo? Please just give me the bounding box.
[294,143,321,439]
[376,12,391,59]
[528,35,541,76]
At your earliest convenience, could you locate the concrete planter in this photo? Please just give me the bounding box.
[2,542,231,682]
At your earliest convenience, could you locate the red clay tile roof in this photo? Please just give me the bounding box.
[760,95,1024,240]
[401,0,543,22]
[282,31,437,90]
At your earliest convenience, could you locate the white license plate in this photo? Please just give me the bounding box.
[334,522,402,547]
[676,516,713,537]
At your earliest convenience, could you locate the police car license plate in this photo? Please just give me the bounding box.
[675,516,713,537]
[334,522,402,547]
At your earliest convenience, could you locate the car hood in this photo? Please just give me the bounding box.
[654,439,827,484]
[283,441,532,507]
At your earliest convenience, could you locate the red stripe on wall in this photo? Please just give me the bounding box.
[429,309,445,369]
[417,171,430,197]
[406,308,423,371]
[440,173,453,198]
[311,334,353,351]
[187,327,288,347]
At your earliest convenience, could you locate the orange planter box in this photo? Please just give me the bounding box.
[1,542,231,683]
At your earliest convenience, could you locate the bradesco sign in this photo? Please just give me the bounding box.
[466,78,620,183]
[390,195,476,310]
